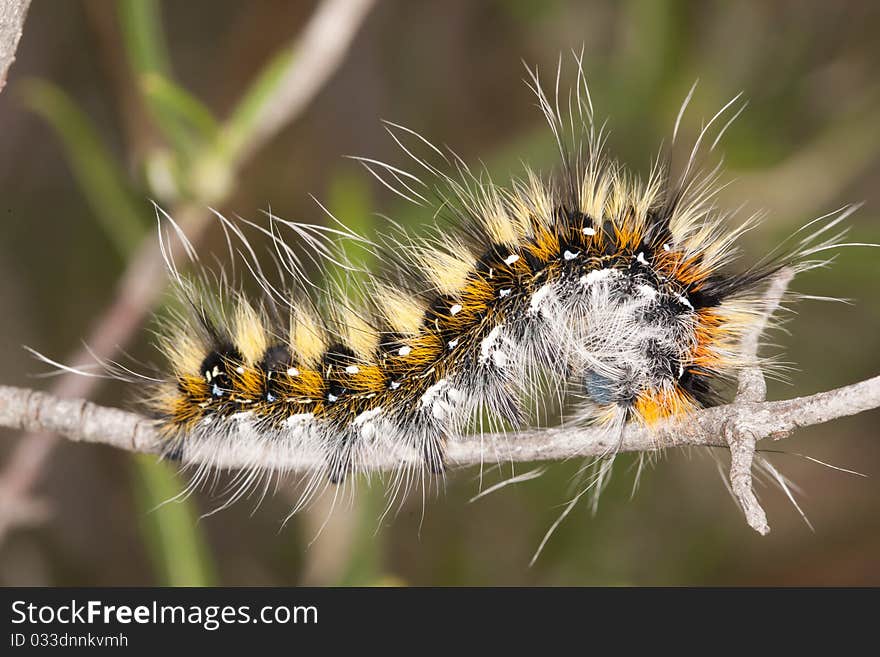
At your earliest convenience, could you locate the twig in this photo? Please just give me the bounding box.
[0,0,30,94]
[228,0,376,167]
[0,0,376,542]
[0,374,877,469]
[726,426,769,534]
[725,267,794,533]
[736,268,794,403]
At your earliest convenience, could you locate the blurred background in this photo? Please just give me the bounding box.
[0,0,878,586]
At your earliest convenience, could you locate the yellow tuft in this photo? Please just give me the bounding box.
[233,301,268,364]
[479,188,519,245]
[160,327,205,378]
[339,308,380,358]
[290,305,326,365]
[377,284,425,335]
[579,162,613,221]
[420,245,474,296]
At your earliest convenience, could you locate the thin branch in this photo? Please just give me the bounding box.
[0,0,376,542]
[1,375,878,470]
[0,0,30,94]
[726,267,794,533]
[736,267,794,403]
[228,0,376,166]
[726,427,769,534]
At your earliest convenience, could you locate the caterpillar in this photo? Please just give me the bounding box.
[140,58,859,524]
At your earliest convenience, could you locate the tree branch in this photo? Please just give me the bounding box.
[0,0,30,95]
[735,267,794,403]
[725,267,794,534]
[1,374,878,469]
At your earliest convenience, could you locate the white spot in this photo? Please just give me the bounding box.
[480,326,503,361]
[663,243,671,252]
[287,367,300,377]
[504,254,520,266]
[211,383,222,397]
[389,380,401,390]
[420,380,446,407]
[285,412,313,428]
[447,339,459,349]
[353,408,383,441]
[636,251,649,265]
[235,366,245,374]
[528,283,555,317]
[345,365,360,374]
[229,411,254,422]
[583,226,596,236]
[637,284,658,299]
[398,346,412,356]
[419,379,461,420]
[678,365,685,378]
[563,249,579,261]
[327,393,338,403]
[499,288,512,298]
[354,408,382,425]
[449,303,462,316]
[479,325,512,369]
[580,268,613,286]
[266,393,277,402]
[676,294,694,310]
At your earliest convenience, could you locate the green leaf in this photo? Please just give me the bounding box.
[327,168,375,297]
[328,168,374,238]
[221,47,295,162]
[21,80,145,256]
[140,72,220,146]
[132,455,217,586]
[119,0,208,159]
[118,0,171,77]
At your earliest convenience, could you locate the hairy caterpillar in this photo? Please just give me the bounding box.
[131,58,861,527]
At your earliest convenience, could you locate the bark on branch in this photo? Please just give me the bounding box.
[1,374,878,470]
[726,267,794,533]
[0,0,30,95]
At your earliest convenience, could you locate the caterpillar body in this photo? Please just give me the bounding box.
[145,61,853,515]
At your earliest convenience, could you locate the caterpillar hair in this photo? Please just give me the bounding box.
[117,56,867,538]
